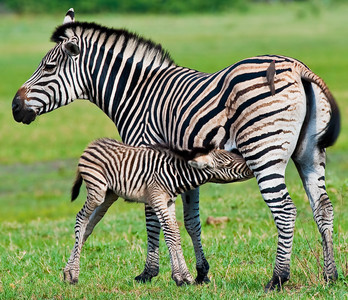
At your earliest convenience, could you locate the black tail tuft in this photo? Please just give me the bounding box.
[317,94,341,150]
[71,172,83,202]
[300,67,341,150]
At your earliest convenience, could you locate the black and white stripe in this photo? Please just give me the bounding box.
[12,9,340,290]
[63,138,252,285]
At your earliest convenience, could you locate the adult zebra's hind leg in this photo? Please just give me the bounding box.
[182,188,210,284]
[293,147,338,282]
[253,163,297,292]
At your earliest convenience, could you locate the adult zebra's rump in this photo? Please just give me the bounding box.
[12,9,340,291]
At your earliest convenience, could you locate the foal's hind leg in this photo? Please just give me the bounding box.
[64,187,108,284]
[82,191,118,243]
[293,147,338,282]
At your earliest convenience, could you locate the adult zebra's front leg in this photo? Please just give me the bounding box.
[135,204,161,282]
[182,188,210,284]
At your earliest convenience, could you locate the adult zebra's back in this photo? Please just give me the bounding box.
[12,9,340,291]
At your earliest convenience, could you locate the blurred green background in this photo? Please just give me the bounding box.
[1,0,347,165]
[0,1,347,298]
[0,0,318,14]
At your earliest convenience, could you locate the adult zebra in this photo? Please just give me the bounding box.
[12,9,340,291]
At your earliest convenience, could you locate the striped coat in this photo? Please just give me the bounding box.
[12,9,340,290]
[64,138,252,285]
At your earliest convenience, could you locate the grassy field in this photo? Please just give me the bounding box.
[0,2,347,299]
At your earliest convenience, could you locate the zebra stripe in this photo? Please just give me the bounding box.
[12,11,340,290]
[63,138,252,285]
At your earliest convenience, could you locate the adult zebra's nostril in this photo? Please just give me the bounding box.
[12,94,23,112]
[12,93,26,122]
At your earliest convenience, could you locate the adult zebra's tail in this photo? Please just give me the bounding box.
[71,172,83,202]
[287,62,340,289]
[298,63,340,149]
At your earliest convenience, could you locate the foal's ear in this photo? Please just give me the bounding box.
[63,8,75,24]
[188,155,214,169]
[63,41,80,56]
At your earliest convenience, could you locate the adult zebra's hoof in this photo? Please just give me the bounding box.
[264,274,289,293]
[135,269,158,283]
[195,275,210,284]
[195,260,210,284]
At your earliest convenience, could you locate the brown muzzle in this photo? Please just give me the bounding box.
[12,88,37,124]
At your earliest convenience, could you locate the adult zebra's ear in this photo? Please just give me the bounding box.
[63,41,80,56]
[63,8,75,24]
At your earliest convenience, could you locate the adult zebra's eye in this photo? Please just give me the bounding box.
[43,63,56,72]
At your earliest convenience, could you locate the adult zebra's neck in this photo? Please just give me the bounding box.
[52,22,176,129]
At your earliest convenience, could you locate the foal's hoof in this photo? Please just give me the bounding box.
[175,279,185,287]
[323,270,338,282]
[174,278,193,286]
[264,274,289,293]
[63,269,79,285]
[173,274,194,286]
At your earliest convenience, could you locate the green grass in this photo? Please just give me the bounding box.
[0,2,348,299]
[1,162,347,298]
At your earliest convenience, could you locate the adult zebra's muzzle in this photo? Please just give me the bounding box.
[12,90,37,124]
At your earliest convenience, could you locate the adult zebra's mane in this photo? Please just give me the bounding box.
[151,143,217,161]
[51,21,175,67]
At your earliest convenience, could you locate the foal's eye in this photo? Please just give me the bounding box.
[43,63,56,72]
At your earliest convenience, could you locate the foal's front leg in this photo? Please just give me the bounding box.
[167,199,194,285]
[64,189,107,284]
[136,189,206,284]
[150,194,193,286]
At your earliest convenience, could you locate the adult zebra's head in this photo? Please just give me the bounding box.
[12,8,82,124]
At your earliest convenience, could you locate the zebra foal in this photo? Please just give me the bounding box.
[64,138,252,285]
